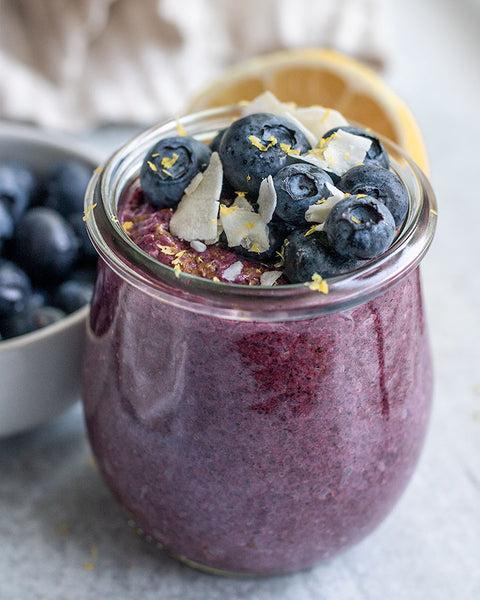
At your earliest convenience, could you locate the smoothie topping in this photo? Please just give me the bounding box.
[124,93,410,288]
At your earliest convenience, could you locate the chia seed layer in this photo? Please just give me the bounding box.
[119,188,282,285]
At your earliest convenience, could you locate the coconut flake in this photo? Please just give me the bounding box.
[223,260,243,282]
[260,270,283,286]
[219,197,270,253]
[320,130,371,176]
[305,182,346,224]
[283,110,318,148]
[293,106,348,139]
[190,240,207,252]
[257,175,276,223]
[240,91,296,117]
[169,152,222,242]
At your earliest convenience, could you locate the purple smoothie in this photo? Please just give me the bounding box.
[82,107,435,575]
[84,259,431,574]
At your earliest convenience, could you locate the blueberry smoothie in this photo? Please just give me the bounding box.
[82,99,436,574]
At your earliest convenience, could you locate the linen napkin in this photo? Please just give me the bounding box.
[0,0,388,131]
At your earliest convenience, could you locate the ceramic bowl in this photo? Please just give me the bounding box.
[0,121,101,437]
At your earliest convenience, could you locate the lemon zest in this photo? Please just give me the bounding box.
[320,108,331,123]
[175,118,187,136]
[147,161,157,172]
[82,203,97,221]
[157,244,177,255]
[280,143,300,156]
[305,225,318,236]
[249,134,277,151]
[122,221,133,232]
[306,273,329,294]
[161,154,179,176]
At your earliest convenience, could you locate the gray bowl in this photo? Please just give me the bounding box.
[0,121,101,437]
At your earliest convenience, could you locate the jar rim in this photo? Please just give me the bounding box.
[85,105,437,322]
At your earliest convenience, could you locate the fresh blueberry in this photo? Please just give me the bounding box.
[0,304,66,339]
[140,136,212,209]
[322,126,390,169]
[324,194,396,259]
[11,207,79,284]
[219,113,311,196]
[337,164,409,227]
[31,306,67,329]
[209,129,226,153]
[40,160,92,217]
[0,161,36,223]
[69,266,97,286]
[283,229,365,283]
[53,279,93,313]
[0,258,31,292]
[0,259,32,318]
[0,199,14,239]
[272,163,333,226]
[68,212,97,263]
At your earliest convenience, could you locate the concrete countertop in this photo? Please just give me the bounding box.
[1,0,479,598]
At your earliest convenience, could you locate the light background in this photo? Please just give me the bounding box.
[1,0,479,598]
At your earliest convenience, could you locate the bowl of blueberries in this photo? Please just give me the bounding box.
[0,120,101,437]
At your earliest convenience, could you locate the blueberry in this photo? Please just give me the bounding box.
[0,161,36,223]
[0,199,14,239]
[337,164,409,227]
[272,163,333,226]
[53,279,93,313]
[0,259,32,319]
[322,126,390,169]
[68,212,97,263]
[41,160,92,217]
[0,304,66,339]
[140,136,212,209]
[31,306,66,329]
[283,229,364,283]
[219,113,311,196]
[324,194,396,259]
[11,207,79,284]
[209,129,226,153]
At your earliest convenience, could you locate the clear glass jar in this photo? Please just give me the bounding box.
[83,107,437,576]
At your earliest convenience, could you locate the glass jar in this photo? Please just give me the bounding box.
[83,107,437,576]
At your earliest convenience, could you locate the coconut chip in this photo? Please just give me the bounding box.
[169,152,222,242]
[319,130,371,176]
[257,175,277,223]
[223,260,244,282]
[305,182,346,224]
[190,240,207,252]
[219,195,270,253]
[260,270,283,286]
[293,106,348,139]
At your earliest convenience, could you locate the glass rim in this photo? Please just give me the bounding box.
[84,105,437,322]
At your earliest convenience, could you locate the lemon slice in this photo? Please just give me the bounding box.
[186,48,429,173]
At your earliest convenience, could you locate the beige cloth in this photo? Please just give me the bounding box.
[0,0,388,131]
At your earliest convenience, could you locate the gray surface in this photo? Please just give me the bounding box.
[1,0,480,598]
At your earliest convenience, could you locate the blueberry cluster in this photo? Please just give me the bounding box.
[140,112,409,285]
[0,160,96,341]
